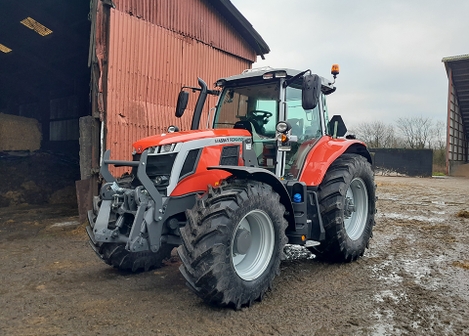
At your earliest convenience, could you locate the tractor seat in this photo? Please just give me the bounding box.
[288,118,304,136]
[233,120,254,133]
[233,120,263,156]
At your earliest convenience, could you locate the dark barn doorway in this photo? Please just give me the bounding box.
[0,1,91,207]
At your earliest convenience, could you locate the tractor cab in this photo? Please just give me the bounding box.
[212,67,339,178]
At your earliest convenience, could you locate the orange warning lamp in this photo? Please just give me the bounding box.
[331,64,340,79]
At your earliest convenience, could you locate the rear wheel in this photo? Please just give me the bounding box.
[178,178,288,309]
[311,153,376,262]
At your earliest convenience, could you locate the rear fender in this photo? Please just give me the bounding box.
[299,137,371,186]
[207,166,295,227]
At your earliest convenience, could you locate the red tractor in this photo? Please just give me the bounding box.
[87,66,376,309]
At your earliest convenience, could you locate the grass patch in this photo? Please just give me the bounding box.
[452,261,469,270]
[456,210,469,218]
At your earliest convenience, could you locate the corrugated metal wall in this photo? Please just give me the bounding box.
[113,0,256,62]
[447,73,467,174]
[105,0,254,163]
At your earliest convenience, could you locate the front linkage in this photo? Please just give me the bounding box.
[86,149,195,270]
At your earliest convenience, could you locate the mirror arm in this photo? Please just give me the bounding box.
[283,69,311,88]
[181,86,219,96]
[207,89,220,96]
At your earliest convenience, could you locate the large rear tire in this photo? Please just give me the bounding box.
[311,153,376,262]
[178,178,288,309]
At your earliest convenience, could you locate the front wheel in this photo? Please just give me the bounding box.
[311,153,376,262]
[97,242,173,272]
[88,211,173,272]
[178,178,288,309]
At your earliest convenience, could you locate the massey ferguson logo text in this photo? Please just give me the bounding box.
[215,137,244,143]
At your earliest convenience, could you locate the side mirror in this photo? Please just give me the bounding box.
[302,74,321,110]
[175,91,189,118]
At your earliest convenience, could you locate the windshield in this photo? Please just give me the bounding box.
[284,81,323,178]
[212,78,326,177]
[285,84,322,140]
[213,83,279,137]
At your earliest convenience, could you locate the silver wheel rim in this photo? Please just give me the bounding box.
[344,178,369,240]
[231,210,275,281]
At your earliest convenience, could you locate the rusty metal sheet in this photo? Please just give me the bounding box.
[105,8,251,175]
[112,0,256,62]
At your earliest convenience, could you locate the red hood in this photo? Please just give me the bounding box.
[132,129,250,153]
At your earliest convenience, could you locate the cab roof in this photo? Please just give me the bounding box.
[217,67,336,95]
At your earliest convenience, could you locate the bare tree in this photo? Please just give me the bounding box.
[395,116,434,149]
[429,119,447,168]
[430,120,446,150]
[353,121,396,148]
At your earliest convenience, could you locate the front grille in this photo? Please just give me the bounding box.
[179,149,201,180]
[130,153,177,194]
[146,153,177,179]
[220,145,240,166]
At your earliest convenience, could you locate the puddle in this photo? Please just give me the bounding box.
[377,193,400,201]
[378,194,464,207]
[377,212,445,223]
[374,289,407,303]
[50,221,80,228]
[370,258,403,285]
[400,258,437,289]
[372,310,399,336]
[369,255,447,335]
[418,200,464,206]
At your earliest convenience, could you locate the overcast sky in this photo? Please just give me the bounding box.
[231,0,469,129]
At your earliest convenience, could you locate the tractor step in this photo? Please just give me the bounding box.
[305,240,320,247]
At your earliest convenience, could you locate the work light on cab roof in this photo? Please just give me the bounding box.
[331,64,340,84]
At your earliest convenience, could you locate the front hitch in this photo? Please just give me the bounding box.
[88,149,166,253]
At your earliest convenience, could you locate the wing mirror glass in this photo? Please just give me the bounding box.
[175,91,189,118]
[302,74,321,110]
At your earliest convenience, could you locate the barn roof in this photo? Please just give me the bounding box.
[208,0,270,58]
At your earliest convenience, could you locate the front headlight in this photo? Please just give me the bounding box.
[276,121,291,133]
[159,143,178,153]
[162,144,172,153]
[154,175,170,186]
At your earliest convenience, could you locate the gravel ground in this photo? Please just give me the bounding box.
[0,175,468,335]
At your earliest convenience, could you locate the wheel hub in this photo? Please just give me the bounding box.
[231,210,275,281]
[344,197,356,219]
[234,228,252,255]
[344,178,369,240]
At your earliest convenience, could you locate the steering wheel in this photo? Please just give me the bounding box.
[247,110,272,122]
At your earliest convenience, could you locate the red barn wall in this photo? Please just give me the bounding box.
[104,0,255,163]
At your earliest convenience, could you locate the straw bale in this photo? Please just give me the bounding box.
[0,113,42,151]
[453,163,469,178]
